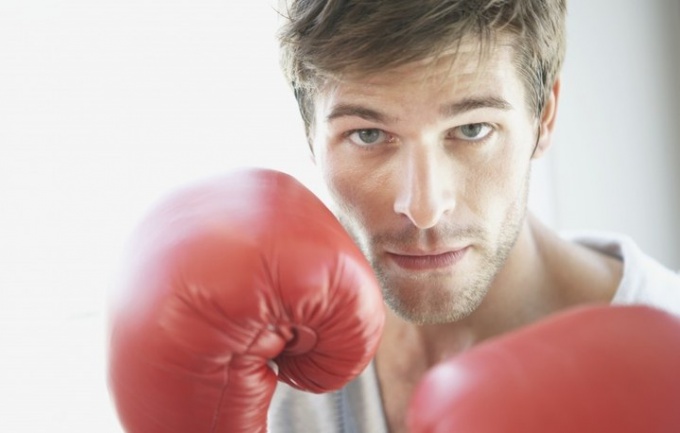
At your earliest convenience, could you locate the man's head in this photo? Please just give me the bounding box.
[277,0,566,325]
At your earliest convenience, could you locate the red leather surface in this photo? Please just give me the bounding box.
[408,305,680,433]
[108,168,384,433]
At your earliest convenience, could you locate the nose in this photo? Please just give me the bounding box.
[393,145,457,229]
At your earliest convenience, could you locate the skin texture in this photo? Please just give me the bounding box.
[310,40,623,433]
[312,42,547,325]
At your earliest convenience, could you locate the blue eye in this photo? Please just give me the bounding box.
[348,129,388,146]
[453,123,494,141]
[460,124,483,138]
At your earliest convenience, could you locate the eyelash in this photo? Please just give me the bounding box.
[345,123,496,148]
[345,129,394,148]
[448,123,495,142]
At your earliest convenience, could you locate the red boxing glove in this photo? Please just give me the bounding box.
[108,168,384,433]
[408,305,680,433]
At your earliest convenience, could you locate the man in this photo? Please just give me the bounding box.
[270,0,680,431]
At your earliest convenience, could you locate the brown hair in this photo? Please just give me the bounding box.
[278,0,567,139]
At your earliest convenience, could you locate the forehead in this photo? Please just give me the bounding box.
[316,39,524,110]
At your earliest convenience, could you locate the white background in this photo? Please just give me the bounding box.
[1,1,678,431]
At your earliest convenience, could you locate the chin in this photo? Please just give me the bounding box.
[380,276,490,325]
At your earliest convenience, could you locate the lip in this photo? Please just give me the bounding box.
[385,247,470,271]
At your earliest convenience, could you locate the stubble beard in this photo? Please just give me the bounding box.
[335,176,530,326]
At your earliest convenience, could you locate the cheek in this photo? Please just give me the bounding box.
[319,152,392,229]
[322,160,356,211]
[464,138,531,218]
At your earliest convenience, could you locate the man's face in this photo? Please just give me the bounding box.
[311,42,541,325]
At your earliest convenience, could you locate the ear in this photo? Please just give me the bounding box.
[532,77,561,160]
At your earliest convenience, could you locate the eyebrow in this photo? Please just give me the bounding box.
[326,96,513,124]
[326,104,394,124]
[439,96,513,117]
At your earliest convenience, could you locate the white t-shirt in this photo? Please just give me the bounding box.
[268,232,680,432]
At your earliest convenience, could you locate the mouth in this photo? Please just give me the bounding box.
[385,247,470,271]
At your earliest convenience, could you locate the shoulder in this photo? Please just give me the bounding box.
[563,231,680,315]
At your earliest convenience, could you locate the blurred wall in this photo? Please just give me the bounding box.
[545,0,680,269]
